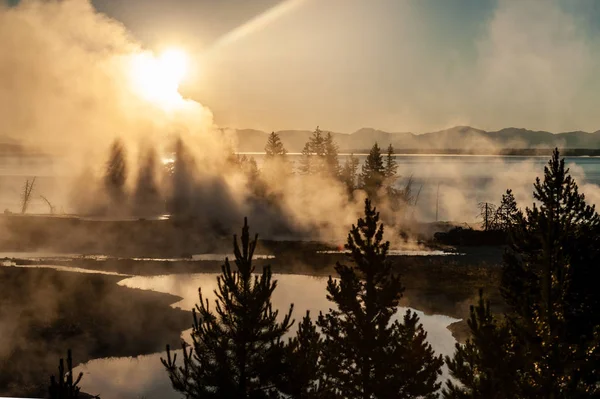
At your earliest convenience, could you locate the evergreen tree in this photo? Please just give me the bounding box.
[278,311,323,399]
[384,144,398,180]
[501,148,600,397]
[495,189,519,232]
[263,132,292,179]
[299,142,312,175]
[48,350,87,399]
[317,199,443,398]
[104,138,127,203]
[443,291,520,399]
[323,132,340,178]
[309,126,325,157]
[444,149,600,398]
[162,218,294,398]
[230,155,266,197]
[265,132,287,158]
[341,154,360,195]
[133,146,162,215]
[298,127,340,177]
[169,138,196,216]
[360,143,385,199]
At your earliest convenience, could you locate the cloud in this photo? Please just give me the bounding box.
[470,0,596,132]
[192,0,600,133]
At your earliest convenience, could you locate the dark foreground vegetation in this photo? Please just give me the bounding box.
[0,267,189,398]
[159,149,600,398]
[163,201,443,398]
[444,149,600,398]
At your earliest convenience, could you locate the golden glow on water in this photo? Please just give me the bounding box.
[79,273,459,398]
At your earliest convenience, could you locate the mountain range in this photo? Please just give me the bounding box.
[232,126,600,154]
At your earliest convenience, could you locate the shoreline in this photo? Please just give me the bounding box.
[0,267,190,398]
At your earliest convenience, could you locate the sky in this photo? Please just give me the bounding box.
[8,0,600,133]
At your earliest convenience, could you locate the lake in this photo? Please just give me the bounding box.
[243,153,600,222]
[73,272,459,398]
[3,153,600,221]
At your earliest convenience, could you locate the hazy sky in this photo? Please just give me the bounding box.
[10,0,600,133]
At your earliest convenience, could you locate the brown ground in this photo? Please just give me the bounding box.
[0,267,189,398]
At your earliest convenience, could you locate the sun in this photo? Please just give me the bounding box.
[130,48,189,109]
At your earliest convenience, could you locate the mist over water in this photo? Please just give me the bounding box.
[1,1,599,244]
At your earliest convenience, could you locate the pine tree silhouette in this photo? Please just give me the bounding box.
[162,218,294,398]
[341,154,360,195]
[317,199,443,398]
[104,138,127,205]
[360,143,385,199]
[169,138,196,216]
[323,132,340,178]
[444,149,600,397]
[501,148,600,396]
[298,127,339,177]
[384,144,398,179]
[265,132,287,158]
[133,146,162,216]
[495,189,520,232]
[49,350,99,399]
[278,311,323,399]
[443,291,520,399]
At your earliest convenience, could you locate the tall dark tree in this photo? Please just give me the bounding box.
[323,132,340,178]
[133,146,162,216]
[278,312,323,399]
[444,149,600,398]
[48,350,99,399]
[169,138,196,216]
[308,126,325,156]
[317,199,443,398]
[360,143,385,199]
[104,138,128,203]
[265,132,287,158]
[443,291,520,399]
[501,148,600,397]
[495,189,519,232]
[162,218,294,398]
[341,154,360,195]
[298,127,339,177]
[384,144,398,180]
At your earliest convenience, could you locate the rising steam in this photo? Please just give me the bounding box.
[1,0,599,244]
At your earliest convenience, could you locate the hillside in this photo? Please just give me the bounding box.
[232,126,600,153]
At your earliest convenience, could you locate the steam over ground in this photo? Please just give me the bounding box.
[1,0,599,243]
[0,0,364,240]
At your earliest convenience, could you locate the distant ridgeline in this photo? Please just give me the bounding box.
[231,126,600,155]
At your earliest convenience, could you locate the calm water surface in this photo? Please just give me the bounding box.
[75,273,459,398]
[2,154,600,215]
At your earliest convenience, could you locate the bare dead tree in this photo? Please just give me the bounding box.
[20,177,36,214]
[40,195,56,214]
[477,201,498,231]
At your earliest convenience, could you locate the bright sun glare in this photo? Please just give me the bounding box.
[130,48,189,109]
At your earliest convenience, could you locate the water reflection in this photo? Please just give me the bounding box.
[317,249,464,256]
[191,254,275,261]
[1,262,129,276]
[77,273,459,398]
